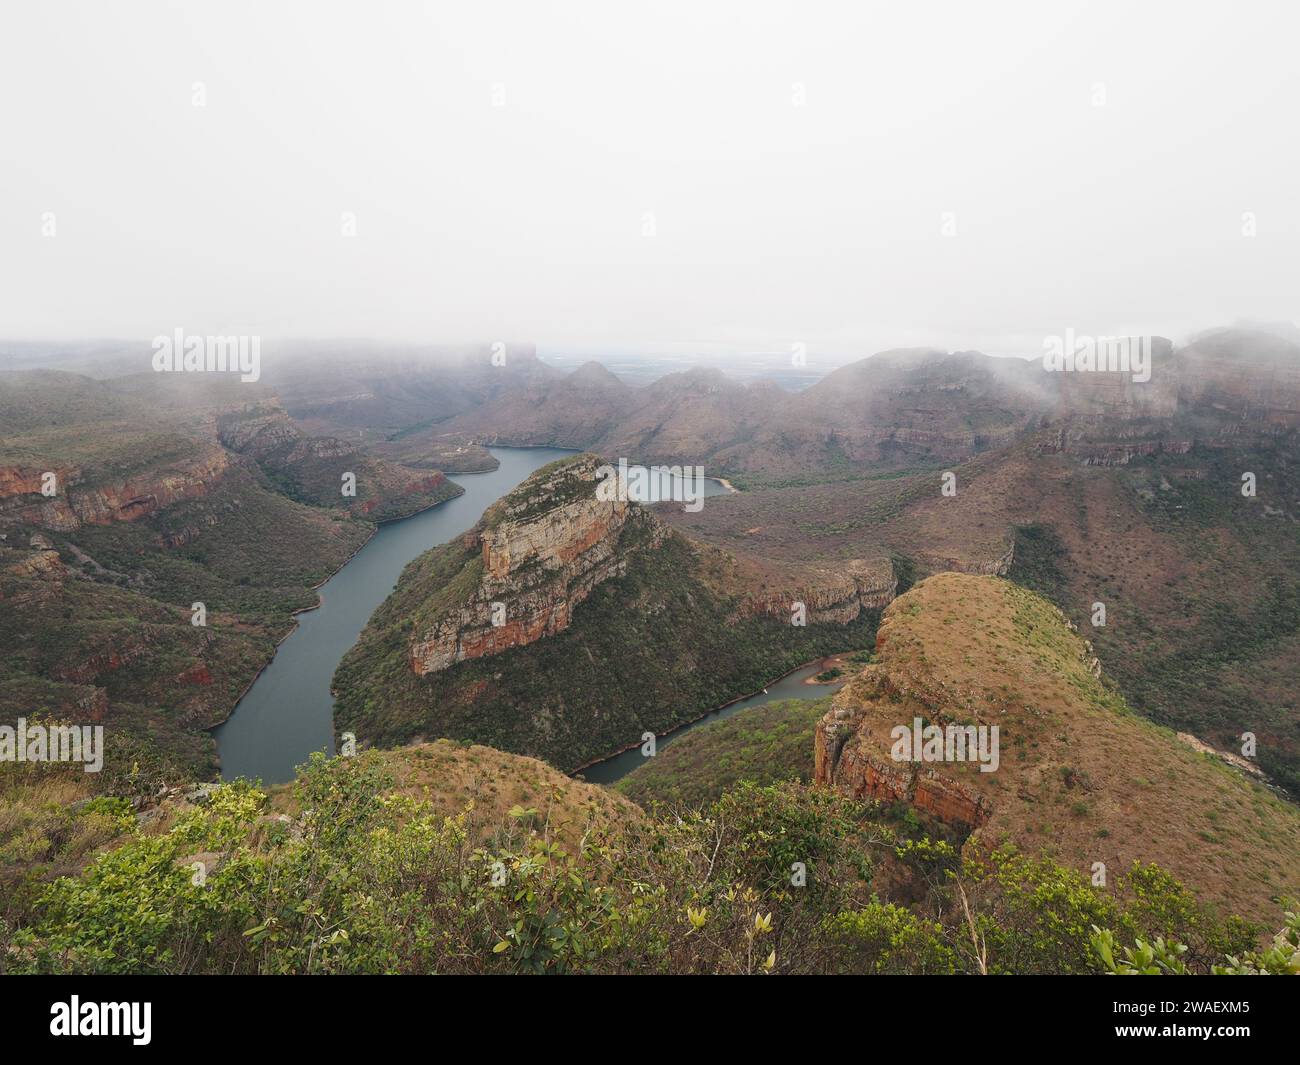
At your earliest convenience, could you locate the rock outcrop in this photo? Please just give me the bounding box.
[0,447,231,531]
[217,401,459,520]
[812,573,1300,925]
[815,664,993,832]
[409,455,666,674]
[742,558,897,623]
[1044,331,1300,462]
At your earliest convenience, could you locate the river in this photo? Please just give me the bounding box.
[213,448,736,785]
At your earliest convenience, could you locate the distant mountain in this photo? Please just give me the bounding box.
[427,347,1057,480]
[413,328,1300,483]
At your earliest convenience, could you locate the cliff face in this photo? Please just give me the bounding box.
[815,662,993,831]
[1176,329,1300,431]
[741,559,897,624]
[0,447,231,531]
[334,454,886,772]
[217,402,459,520]
[0,547,67,606]
[1046,331,1300,463]
[409,455,665,674]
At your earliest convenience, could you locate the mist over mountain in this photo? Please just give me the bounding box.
[4,1,1300,1002]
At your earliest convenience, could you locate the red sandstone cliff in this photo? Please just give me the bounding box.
[0,446,230,531]
[408,455,666,675]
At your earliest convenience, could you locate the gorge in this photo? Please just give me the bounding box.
[213,446,575,784]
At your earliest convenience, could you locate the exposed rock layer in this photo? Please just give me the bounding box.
[409,455,665,674]
[0,448,230,531]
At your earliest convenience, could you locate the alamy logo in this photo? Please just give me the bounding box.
[0,718,103,772]
[890,717,1000,773]
[151,328,261,382]
[595,457,706,513]
[1042,330,1151,383]
[50,996,151,1045]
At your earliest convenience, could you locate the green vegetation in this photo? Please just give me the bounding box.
[1007,449,1300,798]
[216,405,465,522]
[1008,523,1068,601]
[1,751,1279,975]
[616,698,829,807]
[0,466,372,778]
[334,526,879,771]
[721,463,949,494]
[482,455,596,529]
[0,370,461,785]
[1093,908,1300,975]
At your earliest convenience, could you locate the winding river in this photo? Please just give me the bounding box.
[213,448,740,785]
[214,447,575,784]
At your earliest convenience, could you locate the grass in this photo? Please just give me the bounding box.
[615,697,831,809]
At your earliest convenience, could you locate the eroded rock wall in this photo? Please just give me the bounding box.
[409,456,665,674]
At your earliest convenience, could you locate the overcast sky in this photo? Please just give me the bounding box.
[2,0,1298,362]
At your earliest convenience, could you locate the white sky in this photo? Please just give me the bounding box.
[2,0,1297,361]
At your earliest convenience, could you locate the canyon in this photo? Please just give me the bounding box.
[5,325,1300,802]
[4,327,1300,978]
[333,453,884,770]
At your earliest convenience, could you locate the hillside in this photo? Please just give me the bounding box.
[9,726,1292,975]
[660,333,1300,793]
[816,573,1300,925]
[0,370,463,781]
[615,697,831,808]
[216,401,462,520]
[333,455,884,770]
[270,740,644,850]
[438,347,1058,479]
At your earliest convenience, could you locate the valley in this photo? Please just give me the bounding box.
[3,326,1299,976]
[213,445,575,784]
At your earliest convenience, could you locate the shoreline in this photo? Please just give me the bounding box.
[207,472,477,762]
[802,652,857,684]
[465,438,741,495]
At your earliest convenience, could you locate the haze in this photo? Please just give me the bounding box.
[2,0,1298,364]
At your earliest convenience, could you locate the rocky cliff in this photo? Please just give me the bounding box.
[740,558,897,623]
[1045,331,1300,463]
[333,455,884,771]
[815,663,993,831]
[0,445,231,531]
[409,454,665,674]
[217,401,460,520]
